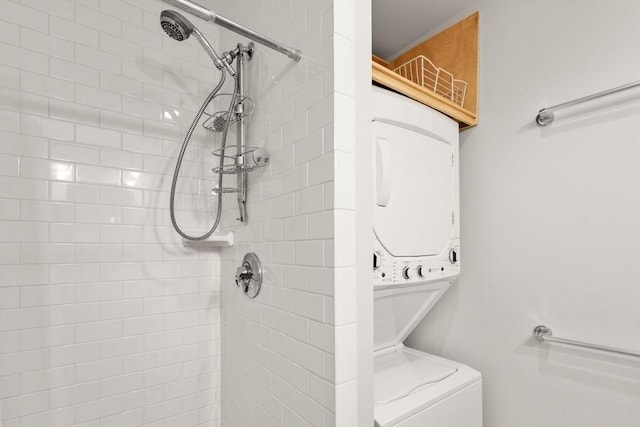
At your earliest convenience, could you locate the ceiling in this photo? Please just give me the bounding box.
[372,0,473,59]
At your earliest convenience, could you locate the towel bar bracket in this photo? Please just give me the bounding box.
[533,324,640,358]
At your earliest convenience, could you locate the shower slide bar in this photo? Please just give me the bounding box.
[533,325,640,358]
[536,80,640,126]
[161,0,302,61]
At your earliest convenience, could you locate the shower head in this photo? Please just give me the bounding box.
[160,9,193,41]
[160,10,236,76]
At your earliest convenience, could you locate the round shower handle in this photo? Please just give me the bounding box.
[234,252,262,298]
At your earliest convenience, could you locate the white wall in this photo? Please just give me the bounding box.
[407,1,640,426]
[212,1,346,426]
[0,0,224,425]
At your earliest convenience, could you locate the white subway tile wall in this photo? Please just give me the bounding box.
[0,0,226,425]
[213,1,358,426]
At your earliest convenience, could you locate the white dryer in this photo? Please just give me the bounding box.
[372,85,482,427]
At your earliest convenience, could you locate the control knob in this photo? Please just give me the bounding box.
[373,251,382,270]
[416,265,424,277]
[402,266,411,280]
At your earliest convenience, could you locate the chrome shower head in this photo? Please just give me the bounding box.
[160,10,193,41]
[159,10,236,76]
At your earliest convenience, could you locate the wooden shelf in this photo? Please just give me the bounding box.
[372,12,479,130]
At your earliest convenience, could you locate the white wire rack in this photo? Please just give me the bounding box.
[393,55,468,107]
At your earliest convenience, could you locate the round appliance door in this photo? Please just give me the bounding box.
[374,120,454,257]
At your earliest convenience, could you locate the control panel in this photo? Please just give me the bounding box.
[373,238,460,287]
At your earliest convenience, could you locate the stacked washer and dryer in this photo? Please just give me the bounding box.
[372,86,482,427]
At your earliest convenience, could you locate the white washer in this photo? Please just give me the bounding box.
[372,86,482,427]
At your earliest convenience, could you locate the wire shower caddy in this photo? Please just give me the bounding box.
[202,92,268,195]
[393,55,468,107]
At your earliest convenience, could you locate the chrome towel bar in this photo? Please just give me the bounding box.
[535,80,640,126]
[533,325,640,358]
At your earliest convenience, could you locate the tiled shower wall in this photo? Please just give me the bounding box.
[215,1,360,426]
[0,0,225,425]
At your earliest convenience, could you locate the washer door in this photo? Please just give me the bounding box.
[373,120,454,257]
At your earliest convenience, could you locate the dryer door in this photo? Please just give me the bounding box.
[373,120,454,257]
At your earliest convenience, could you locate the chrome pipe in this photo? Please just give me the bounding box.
[536,80,640,126]
[236,43,250,224]
[533,325,640,358]
[161,0,215,21]
[161,0,302,62]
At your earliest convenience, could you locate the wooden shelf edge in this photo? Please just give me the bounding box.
[372,61,478,130]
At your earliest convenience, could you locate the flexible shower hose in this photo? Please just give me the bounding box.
[169,72,240,241]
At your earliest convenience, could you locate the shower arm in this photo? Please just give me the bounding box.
[161,0,302,62]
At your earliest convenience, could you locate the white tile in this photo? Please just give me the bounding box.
[0,131,48,158]
[0,307,49,332]
[0,242,20,264]
[0,287,20,309]
[283,265,309,291]
[76,124,121,148]
[76,84,122,111]
[99,262,144,281]
[50,99,100,126]
[75,5,122,37]
[0,64,20,89]
[123,96,162,120]
[0,349,48,376]
[0,42,48,75]
[50,182,100,204]
[49,16,99,48]
[100,300,143,320]
[295,240,325,267]
[20,200,75,222]
[295,185,324,215]
[20,114,74,141]
[100,71,144,98]
[294,390,325,427]
[99,0,144,26]
[20,158,74,182]
[0,1,48,32]
[0,87,48,118]
[49,380,100,408]
[75,204,122,224]
[309,373,334,411]
[50,58,98,87]
[1,390,49,419]
[20,284,75,307]
[100,33,143,60]
[19,0,72,19]
[76,164,122,186]
[100,110,144,135]
[49,140,100,164]
[49,263,99,284]
[20,244,75,264]
[295,341,325,377]
[75,358,123,383]
[0,220,49,243]
[20,326,74,351]
[0,109,21,134]
[21,365,75,394]
[21,406,76,427]
[20,28,74,61]
[49,303,100,326]
[75,281,122,302]
[50,222,100,243]
[295,291,325,322]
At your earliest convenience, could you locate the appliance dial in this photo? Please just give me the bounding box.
[373,251,382,270]
[449,249,458,264]
[416,265,424,277]
[402,266,411,280]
